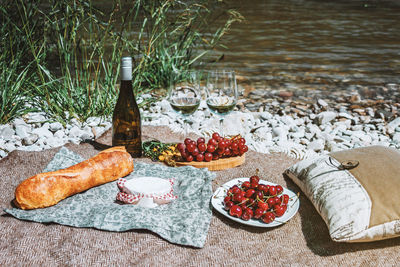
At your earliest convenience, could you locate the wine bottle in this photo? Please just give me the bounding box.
[112,57,142,157]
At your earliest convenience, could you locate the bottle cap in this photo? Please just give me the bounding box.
[121,57,132,80]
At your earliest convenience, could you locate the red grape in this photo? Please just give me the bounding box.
[208,138,217,147]
[212,132,220,140]
[204,152,212,162]
[198,142,206,152]
[197,137,205,144]
[196,154,204,162]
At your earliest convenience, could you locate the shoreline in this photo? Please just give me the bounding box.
[1,82,400,160]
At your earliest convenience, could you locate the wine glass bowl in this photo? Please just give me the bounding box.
[168,70,201,135]
[205,70,238,135]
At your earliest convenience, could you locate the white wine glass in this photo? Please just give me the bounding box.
[168,70,201,136]
[205,70,238,136]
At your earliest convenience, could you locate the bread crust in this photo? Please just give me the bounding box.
[15,146,134,210]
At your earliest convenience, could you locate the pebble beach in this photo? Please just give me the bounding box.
[1,82,400,160]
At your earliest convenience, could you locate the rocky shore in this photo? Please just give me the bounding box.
[1,83,400,160]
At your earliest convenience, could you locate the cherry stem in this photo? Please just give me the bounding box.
[290,192,300,208]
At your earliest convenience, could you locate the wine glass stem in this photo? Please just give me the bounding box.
[219,116,224,137]
[184,116,191,137]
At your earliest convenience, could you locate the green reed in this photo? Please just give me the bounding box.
[0,0,241,125]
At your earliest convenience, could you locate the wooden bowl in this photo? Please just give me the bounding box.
[175,154,245,171]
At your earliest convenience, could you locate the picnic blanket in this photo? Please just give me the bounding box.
[1,125,399,266]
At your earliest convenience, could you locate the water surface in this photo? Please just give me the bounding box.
[210,0,400,91]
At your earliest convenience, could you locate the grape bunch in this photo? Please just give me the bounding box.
[223,175,291,224]
[176,132,248,162]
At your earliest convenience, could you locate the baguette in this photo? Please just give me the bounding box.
[15,146,134,210]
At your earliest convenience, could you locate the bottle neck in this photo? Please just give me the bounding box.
[121,67,132,81]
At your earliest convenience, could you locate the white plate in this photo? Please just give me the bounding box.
[211,177,300,227]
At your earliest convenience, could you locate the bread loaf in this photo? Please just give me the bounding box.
[15,146,134,210]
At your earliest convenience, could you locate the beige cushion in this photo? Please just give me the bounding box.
[285,146,400,242]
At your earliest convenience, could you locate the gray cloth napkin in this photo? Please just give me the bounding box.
[4,147,216,248]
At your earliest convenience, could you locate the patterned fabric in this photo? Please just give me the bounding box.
[285,153,400,242]
[4,147,216,248]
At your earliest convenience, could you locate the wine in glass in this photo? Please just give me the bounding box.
[206,70,238,136]
[168,70,201,136]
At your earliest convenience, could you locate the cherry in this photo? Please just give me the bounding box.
[242,181,251,190]
[232,193,245,203]
[204,152,212,162]
[257,201,269,211]
[197,137,205,144]
[198,142,206,152]
[255,191,264,200]
[207,144,216,153]
[274,205,286,217]
[245,189,255,198]
[254,208,265,219]
[224,201,234,210]
[250,181,259,189]
[272,196,281,206]
[258,184,267,192]
[281,194,289,205]
[231,186,241,194]
[217,147,224,156]
[212,154,219,160]
[262,212,275,224]
[241,211,251,221]
[250,175,260,184]
[243,207,254,218]
[229,205,242,217]
[269,185,277,196]
[212,132,220,140]
[196,154,204,162]
[267,197,276,207]
[276,185,283,195]
[223,196,231,204]
[246,198,256,207]
[262,184,270,194]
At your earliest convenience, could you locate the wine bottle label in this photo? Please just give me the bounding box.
[121,57,132,81]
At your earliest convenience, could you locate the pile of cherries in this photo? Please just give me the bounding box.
[176,132,248,162]
[223,175,290,224]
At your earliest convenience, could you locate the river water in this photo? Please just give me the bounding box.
[208,0,400,92]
